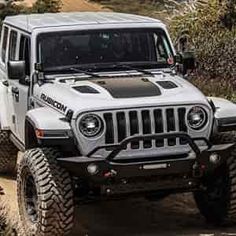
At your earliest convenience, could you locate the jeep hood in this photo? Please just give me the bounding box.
[34,73,210,117]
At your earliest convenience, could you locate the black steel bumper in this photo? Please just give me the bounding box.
[58,132,234,195]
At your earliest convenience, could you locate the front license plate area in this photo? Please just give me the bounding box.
[142,163,168,170]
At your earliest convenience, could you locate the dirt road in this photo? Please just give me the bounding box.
[1,175,236,236]
[61,0,109,12]
[22,0,109,12]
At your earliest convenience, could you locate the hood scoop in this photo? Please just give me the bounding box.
[156,81,178,89]
[73,86,100,94]
[92,78,161,98]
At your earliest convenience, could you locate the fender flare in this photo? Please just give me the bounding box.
[25,107,74,149]
[209,97,236,132]
[26,107,71,131]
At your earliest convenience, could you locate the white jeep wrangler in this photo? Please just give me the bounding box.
[0,12,236,235]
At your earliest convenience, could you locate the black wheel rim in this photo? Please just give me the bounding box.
[22,167,38,223]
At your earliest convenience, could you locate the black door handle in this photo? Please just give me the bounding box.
[11,87,19,94]
[2,80,9,87]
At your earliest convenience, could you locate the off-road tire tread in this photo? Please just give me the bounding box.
[17,148,74,236]
[0,130,17,174]
[195,131,236,224]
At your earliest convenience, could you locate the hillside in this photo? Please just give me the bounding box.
[23,0,109,11]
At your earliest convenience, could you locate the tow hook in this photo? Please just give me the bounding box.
[192,162,204,178]
[104,169,117,178]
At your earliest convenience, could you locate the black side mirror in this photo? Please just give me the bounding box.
[175,51,196,75]
[175,53,183,64]
[8,60,26,81]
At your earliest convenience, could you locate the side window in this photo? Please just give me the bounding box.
[1,26,9,63]
[9,30,18,61]
[19,35,31,76]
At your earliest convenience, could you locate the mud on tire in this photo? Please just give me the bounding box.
[194,131,236,225]
[17,148,74,236]
[0,130,17,174]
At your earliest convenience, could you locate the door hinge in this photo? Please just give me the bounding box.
[12,115,16,124]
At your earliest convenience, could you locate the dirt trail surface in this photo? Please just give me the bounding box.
[23,0,110,12]
[1,175,236,236]
[61,0,109,12]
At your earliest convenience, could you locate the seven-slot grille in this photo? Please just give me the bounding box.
[103,107,188,150]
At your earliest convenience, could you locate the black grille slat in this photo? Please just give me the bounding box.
[104,113,114,144]
[129,111,139,149]
[166,109,176,146]
[178,108,187,132]
[166,109,176,132]
[129,111,139,135]
[142,110,152,148]
[178,108,188,145]
[154,109,163,133]
[154,109,164,147]
[117,112,127,143]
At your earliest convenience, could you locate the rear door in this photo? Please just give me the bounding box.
[0,26,15,131]
[7,30,31,143]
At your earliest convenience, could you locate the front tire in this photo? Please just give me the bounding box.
[17,148,74,235]
[194,132,236,225]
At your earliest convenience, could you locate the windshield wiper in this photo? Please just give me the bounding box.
[112,63,155,77]
[44,66,100,78]
[91,62,162,77]
[69,67,100,78]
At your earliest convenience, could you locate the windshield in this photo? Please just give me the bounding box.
[37,28,174,72]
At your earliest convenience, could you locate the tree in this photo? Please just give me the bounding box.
[32,0,61,13]
[0,0,62,24]
[0,1,28,24]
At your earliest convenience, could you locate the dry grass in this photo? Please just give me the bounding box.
[192,76,236,101]
[91,0,191,23]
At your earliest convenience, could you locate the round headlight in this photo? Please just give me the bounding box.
[79,114,103,137]
[187,106,208,130]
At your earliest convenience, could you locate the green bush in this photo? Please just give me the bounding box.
[171,0,236,78]
[0,1,29,24]
[0,0,61,23]
[32,0,61,13]
[170,0,236,99]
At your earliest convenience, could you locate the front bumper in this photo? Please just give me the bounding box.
[58,132,234,195]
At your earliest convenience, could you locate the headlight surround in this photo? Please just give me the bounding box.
[187,106,208,130]
[79,114,103,138]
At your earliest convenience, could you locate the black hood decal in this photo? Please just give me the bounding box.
[92,78,161,98]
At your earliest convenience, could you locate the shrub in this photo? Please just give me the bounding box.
[91,0,190,23]
[170,0,236,99]
[192,76,236,101]
[0,0,62,24]
[171,0,236,77]
[0,1,28,24]
[32,0,61,13]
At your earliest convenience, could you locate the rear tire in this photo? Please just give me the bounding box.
[194,132,236,225]
[17,148,74,235]
[0,130,17,174]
